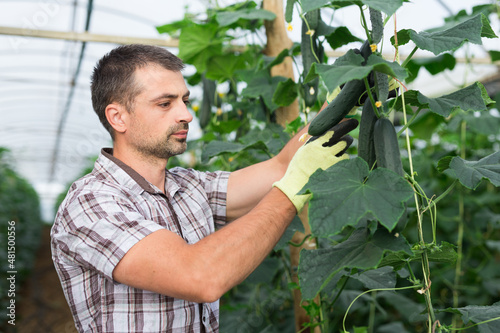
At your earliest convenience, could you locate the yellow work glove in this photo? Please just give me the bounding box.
[273,118,358,213]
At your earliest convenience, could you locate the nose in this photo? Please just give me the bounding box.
[178,101,194,124]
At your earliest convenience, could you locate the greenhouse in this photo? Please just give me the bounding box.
[1,0,499,332]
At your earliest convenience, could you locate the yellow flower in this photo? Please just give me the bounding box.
[216,108,223,116]
[309,86,315,95]
[287,23,293,31]
[370,44,377,52]
[228,156,234,163]
[192,104,200,113]
[305,29,315,36]
[375,101,382,108]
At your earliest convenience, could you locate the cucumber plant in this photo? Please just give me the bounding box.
[157,1,500,332]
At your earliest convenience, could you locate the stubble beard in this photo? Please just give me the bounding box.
[133,123,189,161]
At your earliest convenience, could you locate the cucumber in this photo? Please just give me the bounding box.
[369,8,383,44]
[308,41,372,136]
[373,117,408,232]
[308,79,365,136]
[373,118,404,177]
[358,99,378,169]
[301,10,322,107]
[200,76,216,129]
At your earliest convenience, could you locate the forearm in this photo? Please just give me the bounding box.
[192,187,296,300]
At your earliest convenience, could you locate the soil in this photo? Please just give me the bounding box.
[13,225,76,333]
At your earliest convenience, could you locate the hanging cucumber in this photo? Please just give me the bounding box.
[199,76,216,129]
[358,99,378,169]
[373,117,404,177]
[373,117,408,232]
[301,9,322,107]
[308,41,372,137]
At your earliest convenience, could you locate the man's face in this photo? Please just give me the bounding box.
[126,64,193,160]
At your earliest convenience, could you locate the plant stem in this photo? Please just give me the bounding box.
[358,5,372,44]
[368,291,377,333]
[452,120,467,332]
[401,46,418,68]
[396,107,422,137]
[364,77,380,118]
[400,84,436,331]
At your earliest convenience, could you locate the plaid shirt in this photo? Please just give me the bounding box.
[51,148,230,333]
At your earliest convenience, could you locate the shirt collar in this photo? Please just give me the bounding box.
[99,148,171,196]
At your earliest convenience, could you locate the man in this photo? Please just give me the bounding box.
[51,44,357,333]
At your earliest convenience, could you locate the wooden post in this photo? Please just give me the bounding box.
[262,1,321,332]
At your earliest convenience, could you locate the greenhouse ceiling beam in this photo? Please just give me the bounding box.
[0,26,179,48]
[0,25,495,65]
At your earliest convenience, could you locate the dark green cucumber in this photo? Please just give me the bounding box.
[308,79,366,136]
[308,41,372,136]
[199,76,216,129]
[373,118,404,177]
[373,117,408,232]
[369,8,383,44]
[358,99,378,169]
[301,10,321,107]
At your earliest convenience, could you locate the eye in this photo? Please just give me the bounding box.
[184,100,191,106]
[159,102,171,108]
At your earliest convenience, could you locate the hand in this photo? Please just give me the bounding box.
[273,118,358,212]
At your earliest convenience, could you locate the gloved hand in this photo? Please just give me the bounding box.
[273,118,358,212]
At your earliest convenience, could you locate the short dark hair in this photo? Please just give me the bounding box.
[90,44,185,139]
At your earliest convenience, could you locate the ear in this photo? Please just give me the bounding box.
[105,103,128,134]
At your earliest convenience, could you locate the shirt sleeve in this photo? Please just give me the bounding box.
[53,189,165,281]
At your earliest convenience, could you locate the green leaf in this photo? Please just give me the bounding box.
[272,78,298,106]
[274,216,305,251]
[380,242,457,268]
[313,52,407,92]
[301,0,402,16]
[489,50,500,62]
[363,0,403,17]
[300,158,414,236]
[324,26,363,49]
[216,8,276,27]
[241,73,288,111]
[201,140,268,163]
[449,111,500,136]
[399,14,493,55]
[405,53,456,83]
[441,302,500,333]
[350,266,397,290]
[266,47,293,70]
[298,228,412,299]
[205,53,247,81]
[178,23,223,72]
[393,83,488,117]
[480,13,498,39]
[156,18,193,35]
[444,152,500,189]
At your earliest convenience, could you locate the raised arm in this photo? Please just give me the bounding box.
[113,118,358,303]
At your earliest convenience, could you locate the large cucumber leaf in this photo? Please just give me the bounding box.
[301,0,403,16]
[441,302,500,333]
[298,227,412,300]
[216,8,275,27]
[438,151,500,189]
[391,82,489,117]
[307,51,407,92]
[392,14,497,55]
[300,157,414,236]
